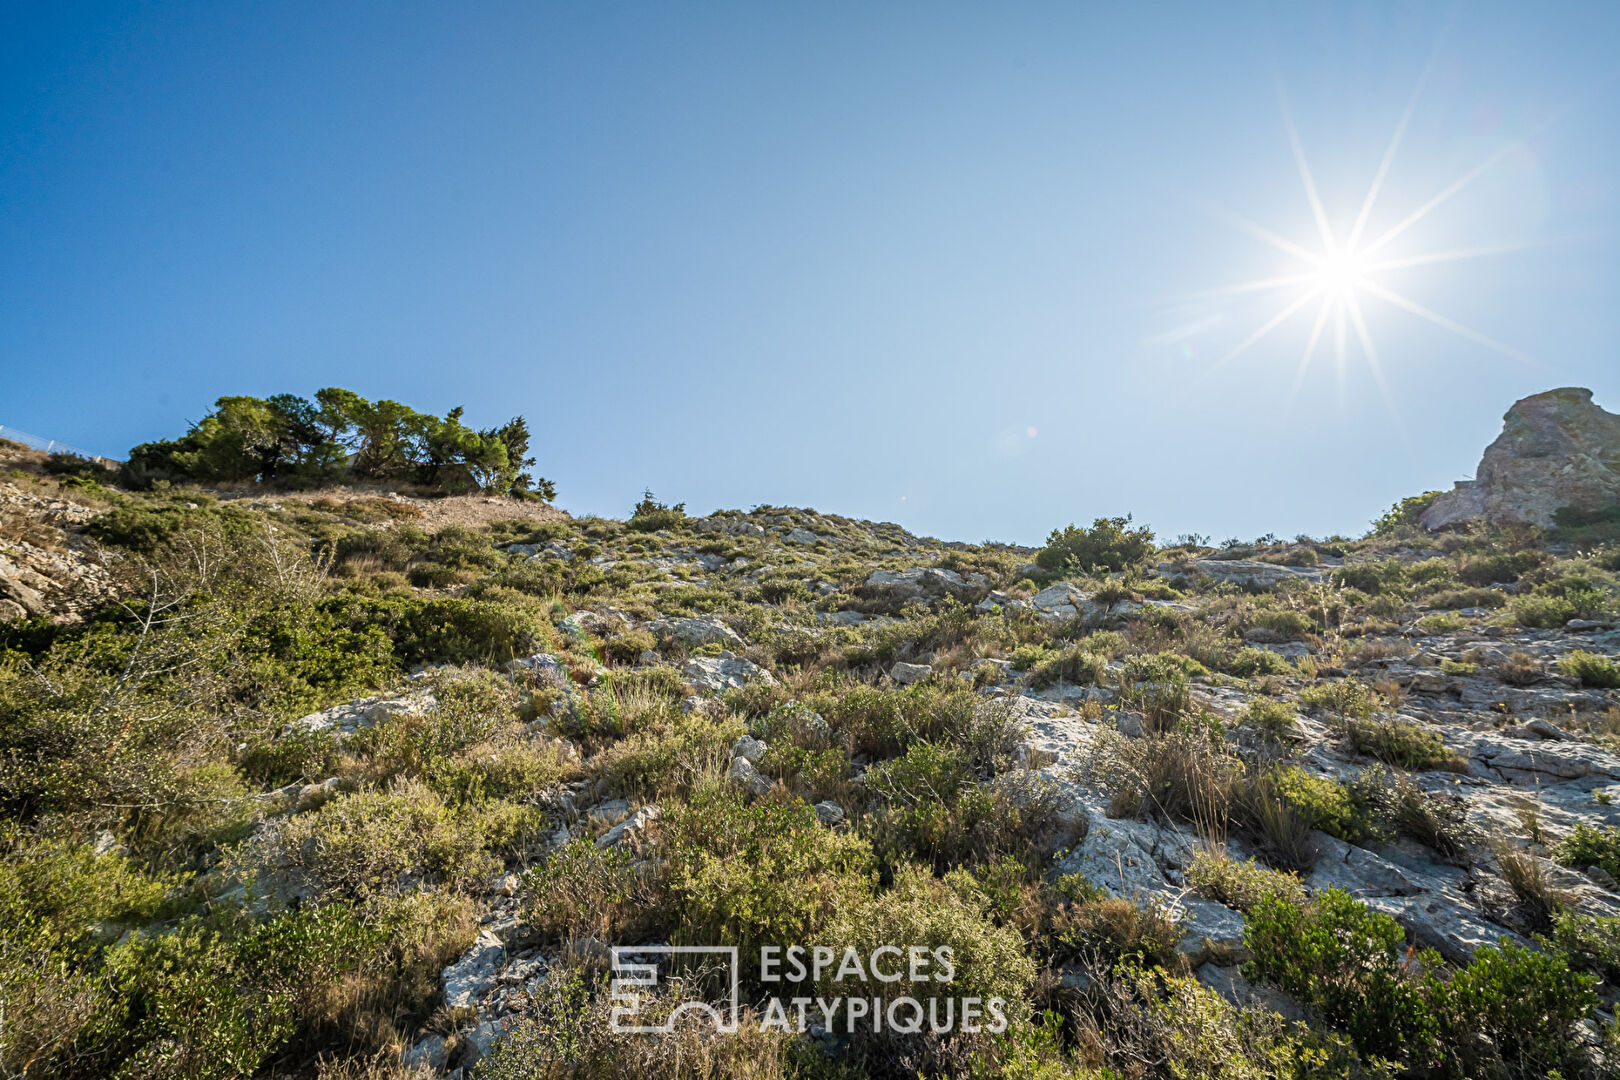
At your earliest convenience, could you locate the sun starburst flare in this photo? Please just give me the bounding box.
[1198,72,1537,400]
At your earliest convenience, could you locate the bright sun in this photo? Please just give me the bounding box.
[1200,72,1531,399]
[1315,246,1371,299]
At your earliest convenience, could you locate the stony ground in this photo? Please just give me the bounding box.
[4,454,1620,1078]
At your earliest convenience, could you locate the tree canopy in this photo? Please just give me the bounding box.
[122,389,554,499]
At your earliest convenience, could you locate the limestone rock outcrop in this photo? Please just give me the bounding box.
[1422,387,1620,530]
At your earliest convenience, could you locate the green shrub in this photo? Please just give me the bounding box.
[1554,822,1620,880]
[1510,593,1580,629]
[1251,609,1314,639]
[1346,717,1468,772]
[1415,611,1467,634]
[821,862,1036,1012]
[1239,698,1296,743]
[1430,938,1597,1079]
[662,785,875,961]
[249,781,504,902]
[1186,850,1305,912]
[522,839,669,944]
[1298,678,1378,721]
[1457,550,1546,586]
[592,712,742,801]
[1332,560,1406,596]
[1244,888,1435,1060]
[864,742,1059,872]
[1269,767,1379,845]
[626,490,686,532]
[1219,646,1292,678]
[1025,646,1106,689]
[1544,911,1620,982]
[1427,587,1507,610]
[1559,649,1620,688]
[1035,515,1155,573]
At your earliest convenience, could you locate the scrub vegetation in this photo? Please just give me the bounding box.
[1,433,1619,1079]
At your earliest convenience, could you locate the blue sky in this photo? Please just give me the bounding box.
[3,2,1618,545]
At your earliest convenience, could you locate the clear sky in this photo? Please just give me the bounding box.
[4,3,1618,545]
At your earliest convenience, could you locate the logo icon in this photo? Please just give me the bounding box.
[610,945,740,1034]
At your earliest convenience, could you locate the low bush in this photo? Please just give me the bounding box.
[1025,646,1106,690]
[1352,767,1470,861]
[522,839,670,944]
[1035,515,1155,574]
[1345,718,1467,772]
[1554,822,1620,880]
[1238,698,1296,743]
[1559,649,1620,689]
[1186,850,1305,913]
[1544,911,1620,983]
[247,781,506,902]
[1244,888,1435,1061]
[1297,678,1379,721]
[663,785,876,963]
[1219,646,1293,677]
[1267,766,1379,845]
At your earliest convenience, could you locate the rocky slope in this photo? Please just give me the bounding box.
[3,429,1620,1078]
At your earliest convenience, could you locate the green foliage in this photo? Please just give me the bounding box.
[1219,646,1293,677]
[1430,938,1597,1079]
[1370,491,1442,537]
[1345,717,1468,772]
[863,742,1059,872]
[121,388,549,495]
[1559,649,1620,688]
[627,489,686,532]
[1036,514,1155,573]
[662,785,875,961]
[1024,645,1106,690]
[821,862,1036,1011]
[1186,850,1305,913]
[522,839,668,943]
[1554,822,1620,880]
[1298,678,1378,721]
[1544,911,1620,983]
[1244,888,1435,1060]
[1269,767,1379,845]
[250,781,507,902]
[1239,698,1296,743]
[1332,559,1407,596]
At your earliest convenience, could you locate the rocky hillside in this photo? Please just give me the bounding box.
[2,419,1620,1079]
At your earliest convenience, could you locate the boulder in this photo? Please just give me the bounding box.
[814,801,847,826]
[888,661,932,685]
[683,651,776,693]
[650,615,743,649]
[1422,387,1620,530]
[728,755,773,796]
[597,804,661,848]
[731,734,768,762]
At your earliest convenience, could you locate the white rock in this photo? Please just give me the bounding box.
[650,616,742,649]
[889,661,932,685]
[442,929,505,1009]
[814,801,847,826]
[732,734,768,762]
[683,651,776,693]
[597,805,661,848]
[728,756,773,796]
